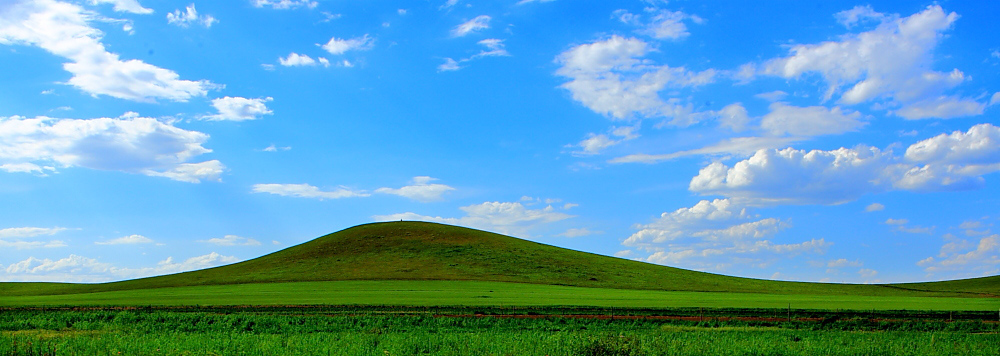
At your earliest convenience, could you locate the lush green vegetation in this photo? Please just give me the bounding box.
[2,307,998,356]
[2,280,999,310]
[3,222,998,302]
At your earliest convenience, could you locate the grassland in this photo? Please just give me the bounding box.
[3,222,998,355]
[2,280,999,311]
[2,307,998,356]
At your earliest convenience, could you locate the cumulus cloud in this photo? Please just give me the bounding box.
[203,96,274,121]
[95,234,154,245]
[1,252,239,282]
[555,36,715,124]
[918,235,1000,278]
[199,235,261,246]
[278,53,329,67]
[0,0,218,102]
[90,0,153,14]
[252,183,369,199]
[624,199,827,271]
[0,114,224,183]
[762,5,985,119]
[451,15,490,37]
[375,176,455,202]
[167,4,217,28]
[374,201,573,238]
[760,102,865,137]
[320,35,374,55]
[252,0,317,10]
[0,227,68,250]
[689,124,1000,205]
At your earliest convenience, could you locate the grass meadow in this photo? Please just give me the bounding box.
[2,306,999,356]
[2,280,998,311]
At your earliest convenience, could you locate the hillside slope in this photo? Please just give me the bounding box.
[3,222,998,297]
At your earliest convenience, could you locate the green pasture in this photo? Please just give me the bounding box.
[2,280,997,310]
[2,308,998,356]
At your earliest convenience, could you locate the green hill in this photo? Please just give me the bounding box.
[3,221,998,298]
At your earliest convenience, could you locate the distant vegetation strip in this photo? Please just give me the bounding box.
[1,281,997,311]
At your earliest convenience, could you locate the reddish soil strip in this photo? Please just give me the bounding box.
[433,314,823,322]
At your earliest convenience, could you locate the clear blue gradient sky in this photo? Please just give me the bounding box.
[1,0,998,283]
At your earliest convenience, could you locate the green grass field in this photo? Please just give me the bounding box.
[2,280,998,311]
[3,222,998,355]
[2,307,998,356]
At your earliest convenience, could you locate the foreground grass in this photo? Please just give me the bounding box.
[1,281,998,310]
[2,308,997,356]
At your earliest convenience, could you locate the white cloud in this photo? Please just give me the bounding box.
[278,53,328,67]
[885,218,908,225]
[614,8,702,40]
[516,0,555,5]
[90,0,153,14]
[558,228,599,238]
[865,203,885,212]
[0,114,224,183]
[204,96,274,121]
[252,183,369,199]
[0,227,68,250]
[439,0,459,11]
[451,15,490,37]
[919,235,1000,277]
[95,234,154,245]
[761,102,865,137]
[167,4,217,28]
[438,39,510,72]
[374,201,573,238]
[611,136,803,164]
[690,146,897,205]
[472,38,510,59]
[0,227,67,239]
[834,5,886,28]
[624,199,826,272]
[754,91,788,102]
[1,252,239,282]
[827,258,863,268]
[762,5,984,119]
[438,58,461,72]
[0,0,218,102]
[689,123,1000,205]
[144,160,224,183]
[555,36,715,123]
[904,123,1000,168]
[716,103,751,132]
[261,144,290,152]
[320,34,374,55]
[199,235,261,246]
[375,176,455,202]
[252,0,317,10]
[571,126,639,156]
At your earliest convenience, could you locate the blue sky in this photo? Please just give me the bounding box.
[2,0,999,284]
